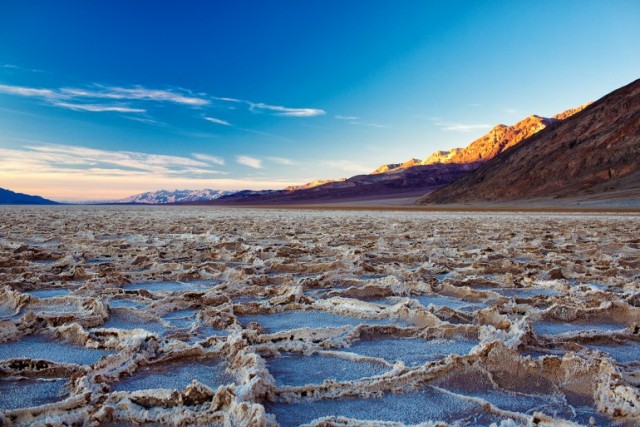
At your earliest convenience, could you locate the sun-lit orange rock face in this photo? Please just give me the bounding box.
[284,178,346,192]
[419,79,640,203]
[432,115,555,165]
[372,105,589,175]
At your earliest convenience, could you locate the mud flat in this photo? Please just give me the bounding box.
[0,205,639,426]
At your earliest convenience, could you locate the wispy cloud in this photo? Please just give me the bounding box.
[250,103,325,117]
[203,116,231,126]
[321,159,371,174]
[268,156,295,165]
[0,82,208,114]
[430,118,492,133]
[1,64,48,73]
[236,155,262,169]
[61,85,209,106]
[53,102,146,113]
[0,144,301,201]
[5,144,222,177]
[192,153,225,166]
[214,96,325,117]
[0,83,57,98]
[334,114,386,128]
[0,82,325,123]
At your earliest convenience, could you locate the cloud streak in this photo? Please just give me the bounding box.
[0,82,325,123]
[321,159,371,174]
[204,116,231,126]
[268,156,295,165]
[0,83,209,114]
[60,85,209,106]
[214,96,325,117]
[250,103,325,117]
[53,102,146,113]
[0,83,57,98]
[431,118,492,133]
[236,156,262,169]
[1,144,223,177]
[192,153,225,166]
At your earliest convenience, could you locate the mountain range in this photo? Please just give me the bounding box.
[105,189,235,204]
[212,103,591,205]
[0,187,59,205]
[419,79,640,204]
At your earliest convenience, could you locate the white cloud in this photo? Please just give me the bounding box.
[53,102,146,113]
[16,144,214,175]
[0,83,208,114]
[214,96,325,118]
[334,115,359,120]
[250,103,325,117]
[0,83,56,98]
[1,64,48,73]
[192,153,225,166]
[430,118,492,133]
[60,85,209,106]
[0,82,325,122]
[439,123,492,132]
[268,156,295,165]
[0,143,313,201]
[204,116,231,126]
[236,155,262,169]
[321,159,371,174]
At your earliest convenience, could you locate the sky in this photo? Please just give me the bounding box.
[0,1,639,201]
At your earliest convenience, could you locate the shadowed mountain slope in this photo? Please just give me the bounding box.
[419,79,640,204]
[0,187,59,205]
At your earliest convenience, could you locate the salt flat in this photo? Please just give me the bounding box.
[0,206,639,426]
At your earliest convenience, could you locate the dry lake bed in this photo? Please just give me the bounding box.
[0,206,639,426]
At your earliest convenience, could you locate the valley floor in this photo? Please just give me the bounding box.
[1,206,639,426]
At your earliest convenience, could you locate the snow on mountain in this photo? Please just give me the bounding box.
[109,189,235,204]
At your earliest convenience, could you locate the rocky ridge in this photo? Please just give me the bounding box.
[419,79,640,204]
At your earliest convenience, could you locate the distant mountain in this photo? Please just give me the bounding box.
[371,104,590,175]
[213,104,589,205]
[284,179,346,191]
[0,187,59,205]
[419,79,640,204]
[213,163,476,205]
[110,189,235,204]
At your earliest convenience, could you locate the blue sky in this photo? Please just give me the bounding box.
[0,1,639,201]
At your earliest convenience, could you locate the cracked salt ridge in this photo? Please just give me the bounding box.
[24,299,80,314]
[0,378,68,411]
[124,280,218,292]
[413,294,489,311]
[586,342,640,364]
[232,295,270,304]
[238,309,406,333]
[108,298,148,309]
[0,334,113,365]
[267,353,390,387]
[336,337,478,366]
[490,288,560,298]
[96,309,168,335]
[435,370,608,425]
[266,386,506,427]
[161,308,199,328]
[532,319,627,335]
[111,357,233,392]
[0,305,15,318]
[25,289,71,299]
[85,257,112,264]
